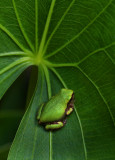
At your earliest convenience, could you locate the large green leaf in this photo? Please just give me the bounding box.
[0,0,115,159]
[0,0,34,99]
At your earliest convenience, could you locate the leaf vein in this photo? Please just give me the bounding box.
[0,57,31,75]
[46,41,115,68]
[46,0,113,58]
[76,66,115,126]
[0,51,33,58]
[12,0,35,52]
[104,49,115,64]
[0,24,31,54]
[43,65,52,160]
[50,67,87,160]
[35,0,38,52]
[37,0,56,58]
[43,0,75,55]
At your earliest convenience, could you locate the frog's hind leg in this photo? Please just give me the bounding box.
[45,121,65,130]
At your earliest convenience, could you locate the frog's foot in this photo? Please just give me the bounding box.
[66,106,73,115]
[45,120,66,130]
[66,93,74,115]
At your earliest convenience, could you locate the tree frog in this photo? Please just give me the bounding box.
[37,88,74,130]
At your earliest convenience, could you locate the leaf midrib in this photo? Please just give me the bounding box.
[37,0,56,59]
[31,69,44,160]
[48,67,87,160]
[43,65,52,160]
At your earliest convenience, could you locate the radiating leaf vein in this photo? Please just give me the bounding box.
[0,24,31,54]
[43,0,75,55]
[0,57,32,75]
[77,66,115,126]
[35,0,38,52]
[38,0,56,58]
[45,0,113,58]
[12,0,35,52]
[46,41,115,68]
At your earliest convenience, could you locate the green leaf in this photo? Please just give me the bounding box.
[0,56,32,99]
[8,67,86,160]
[0,0,34,98]
[0,0,114,160]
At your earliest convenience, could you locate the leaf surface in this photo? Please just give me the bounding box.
[0,0,34,98]
[0,0,115,160]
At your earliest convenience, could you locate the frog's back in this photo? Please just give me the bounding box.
[40,89,73,123]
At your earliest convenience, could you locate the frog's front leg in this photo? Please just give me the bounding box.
[45,120,66,130]
[37,103,44,121]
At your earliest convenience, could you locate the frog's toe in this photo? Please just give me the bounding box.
[45,121,64,130]
[66,107,73,115]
